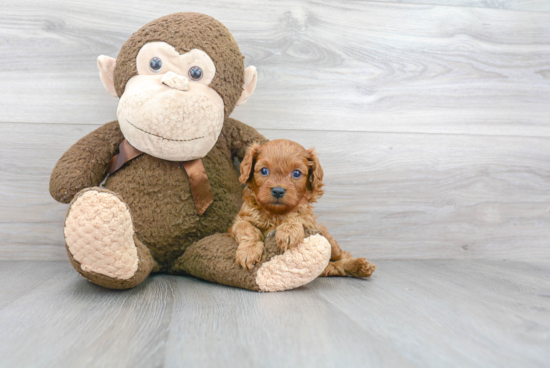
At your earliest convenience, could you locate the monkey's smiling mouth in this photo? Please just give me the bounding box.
[126,119,204,142]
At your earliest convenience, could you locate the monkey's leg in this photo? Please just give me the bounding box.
[171,229,331,292]
[64,187,156,289]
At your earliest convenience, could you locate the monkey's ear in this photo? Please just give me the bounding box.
[236,66,257,106]
[239,142,261,184]
[97,55,118,98]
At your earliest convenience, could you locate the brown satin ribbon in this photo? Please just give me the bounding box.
[180,159,214,216]
[106,139,144,175]
[105,139,213,216]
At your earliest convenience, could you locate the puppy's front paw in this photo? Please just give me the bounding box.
[348,258,376,278]
[236,241,264,270]
[276,225,305,252]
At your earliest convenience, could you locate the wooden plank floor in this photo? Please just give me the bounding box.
[0,260,548,368]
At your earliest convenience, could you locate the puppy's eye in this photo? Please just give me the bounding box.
[150,57,162,72]
[260,167,269,176]
[292,170,302,179]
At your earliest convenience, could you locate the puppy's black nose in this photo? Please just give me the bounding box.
[271,187,286,198]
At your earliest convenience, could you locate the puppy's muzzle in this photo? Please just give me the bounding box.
[271,187,286,199]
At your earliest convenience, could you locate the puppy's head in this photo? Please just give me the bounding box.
[240,139,324,215]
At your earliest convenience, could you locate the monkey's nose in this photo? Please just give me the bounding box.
[271,187,286,199]
[161,71,189,91]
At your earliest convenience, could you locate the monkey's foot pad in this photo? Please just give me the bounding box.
[64,188,138,280]
[256,234,331,292]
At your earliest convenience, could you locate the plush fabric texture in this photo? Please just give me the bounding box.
[236,66,257,106]
[51,118,267,273]
[50,121,124,204]
[161,71,189,91]
[51,12,335,292]
[65,187,156,290]
[65,188,138,280]
[136,43,216,86]
[172,229,327,292]
[67,233,156,290]
[256,234,331,292]
[97,56,117,97]
[172,233,262,291]
[117,78,224,161]
[106,119,266,270]
[114,12,244,117]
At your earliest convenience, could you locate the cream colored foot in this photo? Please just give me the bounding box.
[64,189,138,280]
[255,234,331,292]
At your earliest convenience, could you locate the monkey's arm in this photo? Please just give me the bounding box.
[50,120,124,204]
[223,118,268,161]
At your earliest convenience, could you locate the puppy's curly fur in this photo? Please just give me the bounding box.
[229,139,376,278]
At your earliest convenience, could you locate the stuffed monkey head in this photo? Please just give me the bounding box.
[97,12,257,161]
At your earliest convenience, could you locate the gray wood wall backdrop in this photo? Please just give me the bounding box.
[1,0,549,261]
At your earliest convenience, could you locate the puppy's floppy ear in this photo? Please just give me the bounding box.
[239,143,262,184]
[306,147,325,199]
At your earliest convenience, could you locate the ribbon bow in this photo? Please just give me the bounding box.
[105,139,214,216]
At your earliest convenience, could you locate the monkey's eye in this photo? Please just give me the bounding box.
[149,57,162,72]
[260,168,269,176]
[188,66,203,81]
[292,170,302,179]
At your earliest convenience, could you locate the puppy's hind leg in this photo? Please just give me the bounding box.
[317,223,355,263]
[321,253,376,278]
[316,223,344,261]
[316,224,376,278]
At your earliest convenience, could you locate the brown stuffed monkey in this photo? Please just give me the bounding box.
[50,12,332,292]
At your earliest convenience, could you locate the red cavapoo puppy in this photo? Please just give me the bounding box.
[229,139,376,278]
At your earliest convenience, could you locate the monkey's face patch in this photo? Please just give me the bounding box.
[117,42,224,161]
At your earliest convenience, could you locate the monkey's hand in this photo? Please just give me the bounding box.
[223,118,268,161]
[236,241,264,270]
[276,222,305,252]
